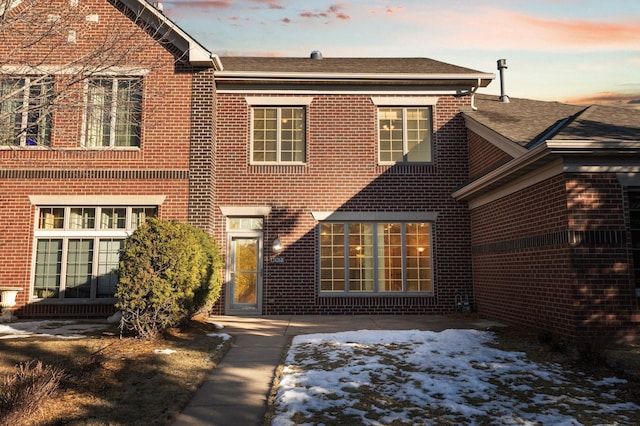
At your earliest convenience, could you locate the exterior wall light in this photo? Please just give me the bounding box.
[272,236,283,254]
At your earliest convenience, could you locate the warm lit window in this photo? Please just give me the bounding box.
[252,107,305,163]
[320,222,432,294]
[0,76,53,146]
[378,107,432,163]
[33,205,156,300]
[84,77,142,147]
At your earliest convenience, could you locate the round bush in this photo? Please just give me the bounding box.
[116,218,222,338]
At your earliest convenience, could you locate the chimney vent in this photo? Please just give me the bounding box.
[310,50,323,60]
[497,59,510,103]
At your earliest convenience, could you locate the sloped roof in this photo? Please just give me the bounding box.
[553,104,640,142]
[219,57,487,75]
[215,56,495,87]
[466,94,584,147]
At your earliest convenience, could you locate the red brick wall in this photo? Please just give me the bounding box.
[0,0,198,316]
[214,93,474,314]
[467,129,513,179]
[470,170,637,340]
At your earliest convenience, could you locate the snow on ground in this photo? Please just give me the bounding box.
[0,320,108,339]
[272,329,640,426]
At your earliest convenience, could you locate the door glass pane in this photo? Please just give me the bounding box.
[65,239,94,298]
[233,238,258,305]
[34,239,62,298]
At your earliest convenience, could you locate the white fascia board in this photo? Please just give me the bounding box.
[219,206,272,217]
[464,116,527,158]
[545,140,640,152]
[370,96,439,106]
[245,96,314,105]
[120,0,217,69]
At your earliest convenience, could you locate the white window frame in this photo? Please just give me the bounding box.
[0,75,53,147]
[377,106,433,165]
[31,205,156,302]
[82,76,142,148]
[250,105,306,165]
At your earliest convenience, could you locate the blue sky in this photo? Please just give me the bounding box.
[162,0,640,104]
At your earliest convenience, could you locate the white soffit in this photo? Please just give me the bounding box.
[244,96,314,105]
[370,96,439,106]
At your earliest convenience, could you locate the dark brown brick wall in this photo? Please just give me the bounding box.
[214,93,474,314]
[467,129,513,179]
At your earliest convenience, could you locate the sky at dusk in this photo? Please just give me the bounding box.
[161,0,640,104]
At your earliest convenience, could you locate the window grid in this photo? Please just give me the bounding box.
[378,107,432,164]
[84,77,142,148]
[0,76,53,147]
[33,206,156,300]
[252,107,305,163]
[320,222,433,294]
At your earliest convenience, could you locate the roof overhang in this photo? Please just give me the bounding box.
[453,139,640,206]
[119,0,220,69]
[214,71,494,89]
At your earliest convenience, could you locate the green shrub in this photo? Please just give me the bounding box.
[116,218,222,339]
[0,360,63,424]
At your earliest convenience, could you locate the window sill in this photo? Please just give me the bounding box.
[318,292,434,297]
[29,298,117,304]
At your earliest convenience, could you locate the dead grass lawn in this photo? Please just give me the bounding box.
[0,316,231,425]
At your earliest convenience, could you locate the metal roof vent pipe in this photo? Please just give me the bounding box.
[497,59,510,103]
[310,50,323,60]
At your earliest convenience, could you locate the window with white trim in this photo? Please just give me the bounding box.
[320,222,432,294]
[0,76,53,146]
[84,77,142,147]
[33,206,156,300]
[252,106,305,163]
[378,107,432,163]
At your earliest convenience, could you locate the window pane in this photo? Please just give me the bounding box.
[65,239,94,298]
[228,217,263,230]
[378,223,403,292]
[86,79,112,147]
[100,207,126,229]
[379,108,404,162]
[38,207,64,229]
[131,207,157,230]
[406,108,431,162]
[114,78,142,147]
[70,208,96,229]
[253,107,278,162]
[97,239,123,298]
[25,77,53,147]
[34,239,62,298]
[0,78,24,145]
[348,223,373,291]
[320,223,345,291]
[405,223,432,292]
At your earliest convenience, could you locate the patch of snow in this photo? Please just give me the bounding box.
[0,320,108,339]
[154,349,176,355]
[271,329,640,426]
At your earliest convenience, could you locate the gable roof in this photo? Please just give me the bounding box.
[215,56,494,88]
[119,0,220,68]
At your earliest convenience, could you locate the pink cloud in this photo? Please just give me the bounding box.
[164,0,234,9]
[300,3,350,22]
[564,91,640,106]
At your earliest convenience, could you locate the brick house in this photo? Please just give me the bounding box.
[455,94,640,341]
[0,0,218,317]
[1,0,638,341]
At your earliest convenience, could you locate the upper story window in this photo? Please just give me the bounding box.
[378,107,432,164]
[0,76,53,147]
[84,77,142,148]
[252,106,305,163]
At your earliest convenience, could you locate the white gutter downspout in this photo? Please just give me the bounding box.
[470,78,481,111]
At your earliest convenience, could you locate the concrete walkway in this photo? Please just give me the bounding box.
[173,315,503,426]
